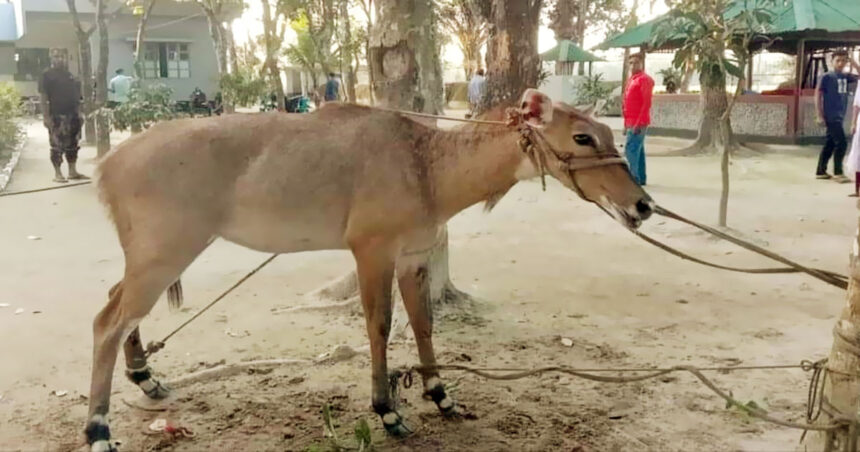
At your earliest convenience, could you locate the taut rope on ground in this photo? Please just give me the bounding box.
[651,205,848,290]
[0,180,92,197]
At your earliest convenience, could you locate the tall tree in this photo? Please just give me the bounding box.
[338,0,356,102]
[95,0,110,156]
[370,0,444,113]
[547,0,625,74]
[196,0,242,112]
[65,0,97,144]
[261,0,286,109]
[134,0,158,79]
[653,0,772,155]
[653,0,773,225]
[313,0,465,313]
[477,0,543,112]
[437,0,488,79]
[357,0,374,104]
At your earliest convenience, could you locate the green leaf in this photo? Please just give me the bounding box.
[354,419,372,447]
[723,60,744,79]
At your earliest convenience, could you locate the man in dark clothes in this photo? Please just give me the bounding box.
[39,48,87,183]
[815,50,860,182]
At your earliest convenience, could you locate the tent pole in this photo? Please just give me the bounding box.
[793,39,806,138]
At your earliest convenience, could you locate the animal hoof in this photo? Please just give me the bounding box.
[85,416,115,452]
[141,379,171,400]
[424,384,457,417]
[438,398,459,419]
[90,440,117,452]
[381,411,413,438]
[126,366,171,400]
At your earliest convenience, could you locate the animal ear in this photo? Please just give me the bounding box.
[519,89,553,128]
[580,104,596,117]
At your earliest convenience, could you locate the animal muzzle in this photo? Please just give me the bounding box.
[600,194,654,230]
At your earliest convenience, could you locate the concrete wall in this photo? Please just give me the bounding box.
[94,14,220,99]
[9,12,79,96]
[0,44,15,76]
[651,94,791,138]
[5,6,219,100]
[650,93,855,143]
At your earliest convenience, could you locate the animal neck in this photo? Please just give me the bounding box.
[423,123,534,220]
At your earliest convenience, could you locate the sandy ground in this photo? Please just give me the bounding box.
[0,116,855,451]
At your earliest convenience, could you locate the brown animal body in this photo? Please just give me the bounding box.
[85,90,653,451]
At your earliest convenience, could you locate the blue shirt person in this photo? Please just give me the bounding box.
[324,73,340,102]
[815,50,860,181]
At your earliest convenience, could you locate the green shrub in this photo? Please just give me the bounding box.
[574,73,613,107]
[220,69,267,108]
[0,82,23,156]
[111,82,176,132]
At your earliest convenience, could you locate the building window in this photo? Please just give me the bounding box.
[142,42,190,79]
[15,48,55,81]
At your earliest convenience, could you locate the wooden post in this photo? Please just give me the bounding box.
[745,52,754,91]
[809,215,860,451]
[621,48,631,100]
[793,39,806,138]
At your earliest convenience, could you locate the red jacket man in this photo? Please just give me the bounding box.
[622,53,654,185]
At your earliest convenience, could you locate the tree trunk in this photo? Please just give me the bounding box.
[809,217,860,451]
[261,0,285,110]
[340,0,356,102]
[462,40,481,79]
[314,0,466,311]
[201,5,228,76]
[95,0,110,157]
[370,0,444,114]
[682,67,737,154]
[680,58,694,93]
[134,0,156,79]
[479,0,542,113]
[718,132,730,226]
[225,22,239,74]
[66,0,96,145]
[365,36,374,105]
[621,47,630,103]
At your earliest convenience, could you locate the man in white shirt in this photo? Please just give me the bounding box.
[467,68,487,118]
[108,68,134,106]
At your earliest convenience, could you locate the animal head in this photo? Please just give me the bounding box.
[514,89,654,229]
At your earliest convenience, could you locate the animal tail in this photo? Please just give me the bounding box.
[167,280,184,312]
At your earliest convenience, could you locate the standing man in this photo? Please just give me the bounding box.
[815,50,860,182]
[39,48,87,183]
[108,68,134,107]
[622,52,654,186]
[324,72,340,102]
[467,68,487,118]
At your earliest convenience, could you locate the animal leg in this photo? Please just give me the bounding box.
[122,323,170,400]
[86,240,209,451]
[352,238,411,437]
[396,244,456,417]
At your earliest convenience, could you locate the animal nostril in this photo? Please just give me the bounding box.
[636,199,653,218]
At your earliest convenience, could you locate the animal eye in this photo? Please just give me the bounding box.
[573,134,594,146]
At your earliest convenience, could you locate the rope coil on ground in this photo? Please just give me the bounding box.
[390,361,856,434]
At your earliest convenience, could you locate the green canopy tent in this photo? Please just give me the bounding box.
[594,0,860,139]
[541,39,605,76]
[595,0,860,53]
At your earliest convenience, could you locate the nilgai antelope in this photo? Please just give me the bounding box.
[85,89,653,450]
